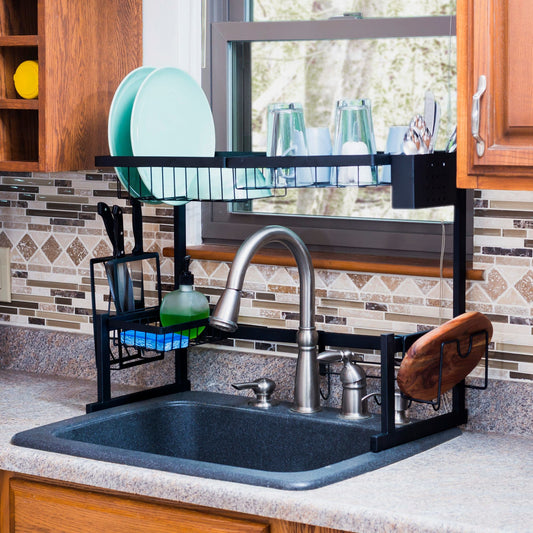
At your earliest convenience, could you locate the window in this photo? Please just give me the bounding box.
[201,0,471,260]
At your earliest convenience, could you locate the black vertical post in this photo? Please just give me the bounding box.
[453,187,467,317]
[380,333,396,439]
[95,314,111,405]
[173,204,187,289]
[172,204,190,391]
[452,187,467,415]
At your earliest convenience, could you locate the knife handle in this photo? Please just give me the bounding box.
[97,202,117,256]
[131,198,143,255]
[112,205,125,257]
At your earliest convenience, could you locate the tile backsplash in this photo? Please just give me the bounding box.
[0,171,532,385]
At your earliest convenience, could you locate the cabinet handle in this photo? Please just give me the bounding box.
[472,75,487,157]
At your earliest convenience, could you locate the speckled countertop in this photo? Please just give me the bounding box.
[1,369,532,533]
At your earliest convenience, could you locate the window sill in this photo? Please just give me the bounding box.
[163,245,484,280]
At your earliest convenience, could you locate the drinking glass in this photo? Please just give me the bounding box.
[332,99,377,185]
[266,103,311,186]
[306,127,332,184]
[381,125,408,183]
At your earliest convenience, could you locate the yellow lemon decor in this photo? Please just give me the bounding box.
[13,60,39,99]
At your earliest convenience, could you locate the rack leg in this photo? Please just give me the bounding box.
[173,205,187,289]
[452,187,468,416]
[94,314,111,405]
[174,347,191,391]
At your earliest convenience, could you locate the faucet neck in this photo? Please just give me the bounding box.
[224,225,315,331]
[211,225,320,414]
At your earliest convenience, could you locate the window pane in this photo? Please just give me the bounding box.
[240,34,456,221]
[252,0,456,21]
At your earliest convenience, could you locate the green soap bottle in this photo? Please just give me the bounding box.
[160,256,209,339]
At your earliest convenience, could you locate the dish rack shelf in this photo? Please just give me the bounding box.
[95,151,456,209]
[90,150,483,453]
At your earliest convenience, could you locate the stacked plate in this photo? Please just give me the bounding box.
[108,67,271,204]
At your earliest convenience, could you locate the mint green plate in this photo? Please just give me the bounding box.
[195,168,272,200]
[130,67,215,205]
[108,67,164,204]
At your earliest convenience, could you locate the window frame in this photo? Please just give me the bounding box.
[200,1,472,261]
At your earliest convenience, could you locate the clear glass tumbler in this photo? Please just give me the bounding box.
[332,99,377,186]
[266,102,311,186]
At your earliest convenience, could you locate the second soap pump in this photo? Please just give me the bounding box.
[160,256,209,339]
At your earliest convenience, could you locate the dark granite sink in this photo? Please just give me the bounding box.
[11,391,459,490]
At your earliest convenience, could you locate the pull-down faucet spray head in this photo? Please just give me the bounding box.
[208,288,240,332]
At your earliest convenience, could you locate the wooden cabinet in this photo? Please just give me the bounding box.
[457,0,533,190]
[0,471,350,533]
[0,0,141,172]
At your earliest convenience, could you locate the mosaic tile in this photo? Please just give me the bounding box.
[380,276,404,292]
[497,287,528,306]
[329,272,358,292]
[484,268,509,300]
[514,270,533,303]
[41,236,62,264]
[346,272,373,289]
[0,232,13,248]
[466,283,491,303]
[16,234,38,260]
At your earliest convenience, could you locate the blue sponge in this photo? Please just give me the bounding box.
[120,330,189,351]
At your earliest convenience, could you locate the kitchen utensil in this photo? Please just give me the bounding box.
[424,90,436,135]
[332,99,377,185]
[109,205,135,313]
[97,202,119,308]
[403,115,432,155]
[429,102,441,152]
[445,126,457,153]
[108,66,159,203]
[397,311,493,401]
[130,67,215,204]
[266,102,312,186]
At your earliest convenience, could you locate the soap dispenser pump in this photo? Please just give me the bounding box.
[160,256,209,339]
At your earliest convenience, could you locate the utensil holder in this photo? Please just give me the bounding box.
[390,152,457,209]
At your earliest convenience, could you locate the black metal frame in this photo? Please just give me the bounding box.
[90,152,488,452]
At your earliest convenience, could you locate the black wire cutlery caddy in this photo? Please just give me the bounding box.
[89,151,488,454]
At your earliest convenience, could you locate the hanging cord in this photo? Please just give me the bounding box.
[439,219,452,412]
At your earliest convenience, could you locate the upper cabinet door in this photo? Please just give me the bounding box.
[457,0,533,190]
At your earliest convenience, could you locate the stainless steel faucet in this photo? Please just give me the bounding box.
[318,350,370,419]
[209,225,320,414]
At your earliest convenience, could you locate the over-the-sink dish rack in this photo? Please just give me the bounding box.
[90,152,489,453]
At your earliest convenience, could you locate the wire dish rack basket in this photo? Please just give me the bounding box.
[95,152,456,208]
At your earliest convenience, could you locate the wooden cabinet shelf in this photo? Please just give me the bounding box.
[0,0,142,172]
[0,36,39,46]
[0,99,38,110]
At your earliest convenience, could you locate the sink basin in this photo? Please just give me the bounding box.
[11,391,459,490]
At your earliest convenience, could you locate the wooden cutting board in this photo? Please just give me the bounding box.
[397,311,493,401]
